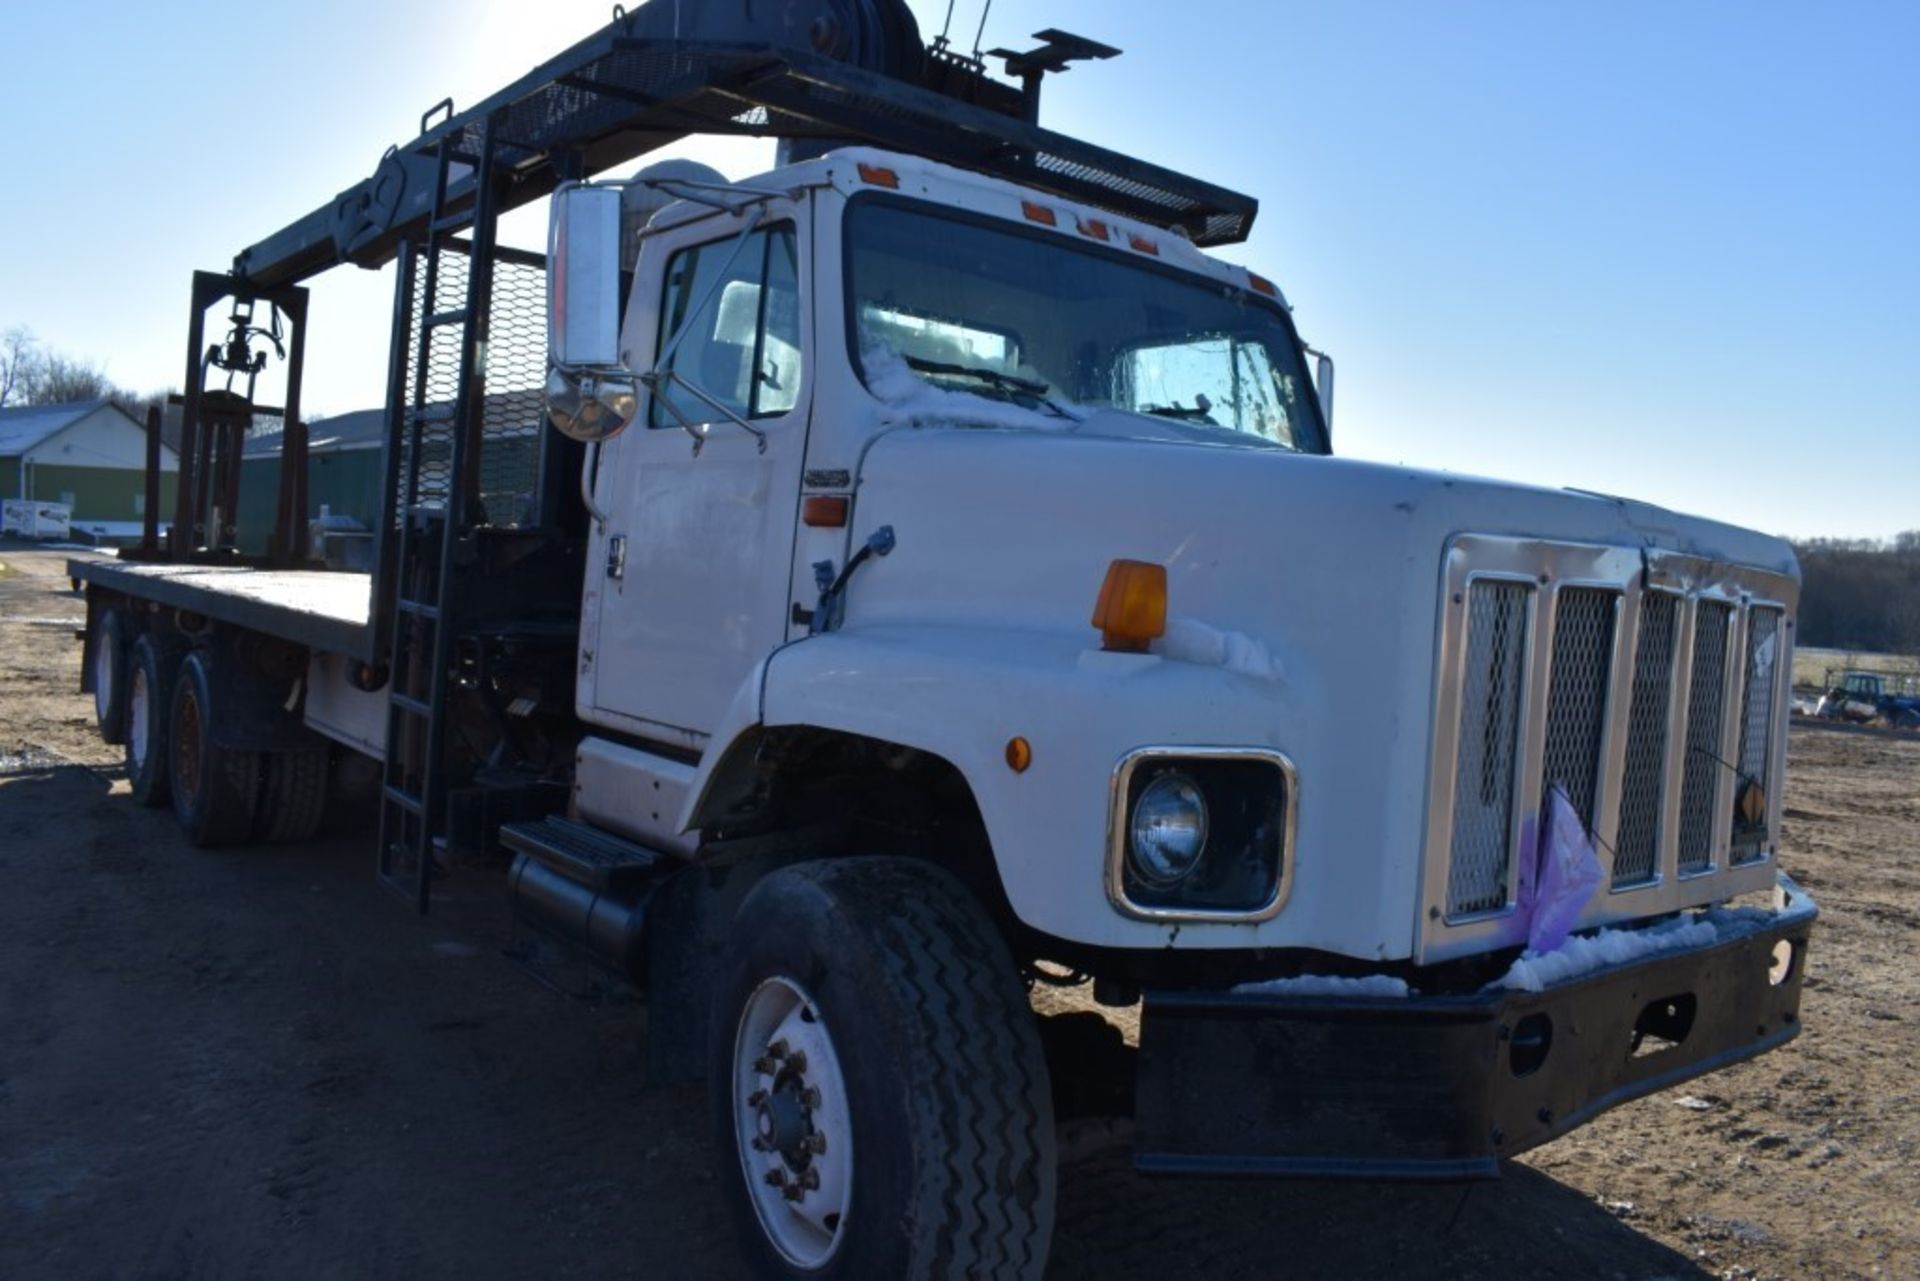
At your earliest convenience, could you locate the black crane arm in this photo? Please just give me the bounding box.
[233,0,1258,286]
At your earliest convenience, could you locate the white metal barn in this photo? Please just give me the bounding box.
[0,400,177,541]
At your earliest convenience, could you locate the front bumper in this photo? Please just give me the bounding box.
[1134,876,1816,1179]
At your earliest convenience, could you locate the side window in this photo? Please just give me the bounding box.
[651,225,801,428]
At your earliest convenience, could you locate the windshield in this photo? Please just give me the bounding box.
[846,198,1327,452]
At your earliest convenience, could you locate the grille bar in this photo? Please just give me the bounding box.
[1676,600,1734,875]
[1731,607,1783,864]
[1539,588,1621,832]
[1612,590,1679,887]
[1445,580,1534,919]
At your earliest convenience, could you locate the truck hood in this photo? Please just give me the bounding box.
[848,424,1795,644]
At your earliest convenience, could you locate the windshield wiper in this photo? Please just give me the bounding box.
[902,355,1076,419]
[903,355,1051,397]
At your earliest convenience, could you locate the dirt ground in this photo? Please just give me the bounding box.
[2,541,1915,1280]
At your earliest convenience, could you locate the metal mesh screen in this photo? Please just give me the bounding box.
[1731,607,1783,864]
[392,245,547,529]
[1540,588,1619,830]
[1612,591,1679,887]
[394,245,468,520]
[476,256,548,528]
[1447,580,1533,918]
[1677,600,1733,875]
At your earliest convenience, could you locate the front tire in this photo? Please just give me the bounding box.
[169,650,260,847]
[709,858,1055,1280]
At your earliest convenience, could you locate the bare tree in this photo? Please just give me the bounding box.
[32,352,114,405]
[0,327,37,409]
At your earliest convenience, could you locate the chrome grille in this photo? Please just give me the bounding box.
[1445,580,1533,919]
[1424,536,1796,963]
[1677,600,1734,875]
[1540,588,1620,829]
[1612,591,1679,887]
[1731,607,1783,864]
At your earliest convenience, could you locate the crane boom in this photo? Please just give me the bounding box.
[233,0,1257,286]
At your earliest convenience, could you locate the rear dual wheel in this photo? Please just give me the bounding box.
[91,608,136,746]
[168,651,260,847]
[125,633,181,806]
[164,648,329,846]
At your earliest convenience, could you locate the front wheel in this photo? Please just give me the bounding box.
[709,858,1056,1280]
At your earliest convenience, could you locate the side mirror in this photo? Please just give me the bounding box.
[1312,349,1334,443]
[546,183,636,441]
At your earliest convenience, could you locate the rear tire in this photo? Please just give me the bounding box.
[254,748,329,842]
[709,858,1055,1280]
[168,650,260,847]
[91,608,136,746]
[125,632,181,807]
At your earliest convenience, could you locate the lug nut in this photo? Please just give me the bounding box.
[747,1089,768,1107]
[800,1086,822,1109]
[806,1133,828,1154]
[752,1056,777,1075]
[764,1168,787,1187]
[768,1039,790,1059]
[787,1050,808,1074]
[782,1184,805,1202]
[751,1136,771,1152]
[799,1167,820,1191]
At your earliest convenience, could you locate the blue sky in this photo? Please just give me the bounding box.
[1,1,1913,539]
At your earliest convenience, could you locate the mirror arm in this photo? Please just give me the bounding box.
[642,369,768,454]
[580,438,611,524]
[652,208,768,375]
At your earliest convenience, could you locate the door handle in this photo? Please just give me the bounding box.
[606,533,627,580]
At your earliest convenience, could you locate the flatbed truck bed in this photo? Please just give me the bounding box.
[70,559,372,660]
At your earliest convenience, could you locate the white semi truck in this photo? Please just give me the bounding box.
[72,3,1815,1276]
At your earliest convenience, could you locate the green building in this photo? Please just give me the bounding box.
[0,400,176,540]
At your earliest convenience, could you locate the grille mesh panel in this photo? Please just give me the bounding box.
[1446,580,1533,918]
[1678,600,1734,874]
[1731,607,1783,863]
[1540,588,1620,830]
[1612,592,1679,887]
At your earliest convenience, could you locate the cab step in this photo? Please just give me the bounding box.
[499,815,671,893]
[500,816,679,991]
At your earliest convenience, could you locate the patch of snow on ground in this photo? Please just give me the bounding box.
[1157,616,1282,681]
[1232,973,1412,998]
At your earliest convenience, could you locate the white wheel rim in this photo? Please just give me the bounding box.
[128,663,151,769]
[94,632,115,723]
[732,976,853,1269]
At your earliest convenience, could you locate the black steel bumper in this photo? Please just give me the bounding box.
[1134,884,1816,1180]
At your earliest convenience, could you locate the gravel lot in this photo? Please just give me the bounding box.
[2,543,1915,1279]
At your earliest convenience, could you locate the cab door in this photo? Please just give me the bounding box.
[579,202,809,747]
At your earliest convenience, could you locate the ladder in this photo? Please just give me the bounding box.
[377,113,502,912]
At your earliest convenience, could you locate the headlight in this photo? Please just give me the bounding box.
[1109,749,1294,921]
[1128,772,1209,886]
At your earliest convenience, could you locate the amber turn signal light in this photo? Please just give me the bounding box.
[1005,737,1032,772]
[1092,559,1167,653]
[857,163,899,188]
[803,496,849,528]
